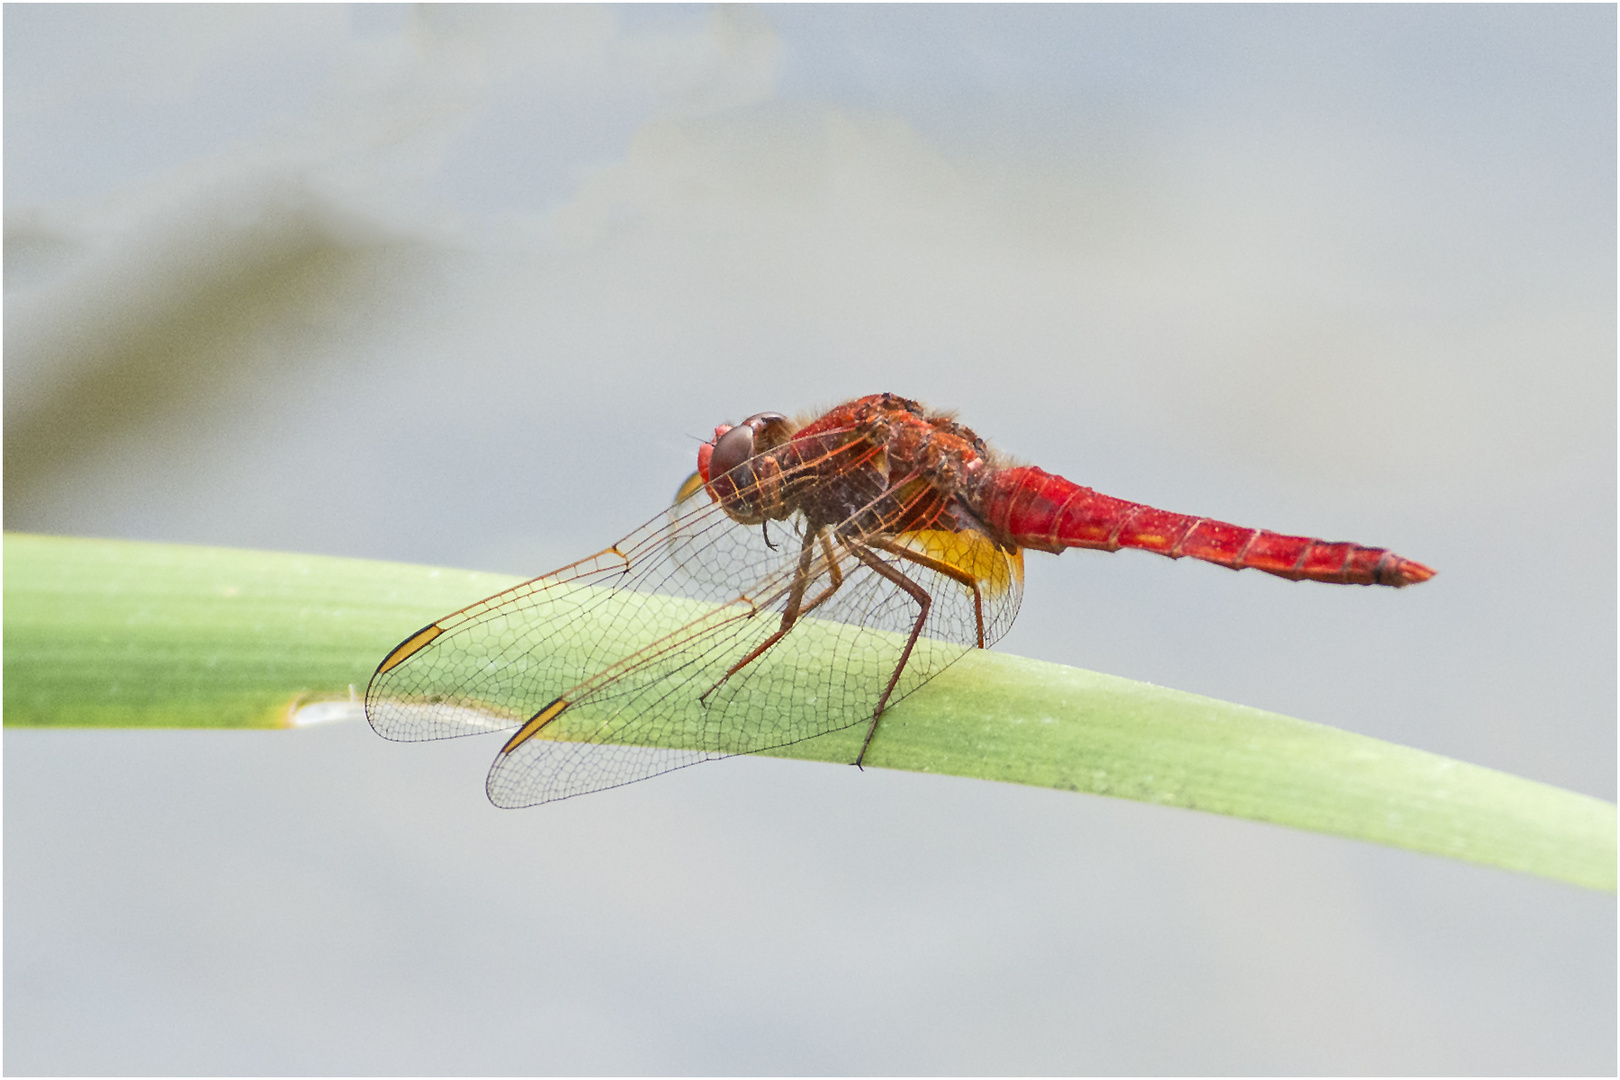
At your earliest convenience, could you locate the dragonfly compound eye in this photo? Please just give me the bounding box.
[706,412,795,523]
[709,422,758,484]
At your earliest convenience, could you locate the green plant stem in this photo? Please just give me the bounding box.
[6,532,1614,891]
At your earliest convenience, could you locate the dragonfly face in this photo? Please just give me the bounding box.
[699,411,796,526]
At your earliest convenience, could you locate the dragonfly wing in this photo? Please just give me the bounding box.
[483,523,1026,807]
[477,523,915,806]
[366,548,639,742]
[364,494,802,745]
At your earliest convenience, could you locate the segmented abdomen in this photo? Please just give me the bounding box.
[977,466,1433,587]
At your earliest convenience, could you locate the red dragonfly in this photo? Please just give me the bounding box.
[367,393,1433,807]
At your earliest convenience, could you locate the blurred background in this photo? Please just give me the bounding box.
[5,5,1614,1073]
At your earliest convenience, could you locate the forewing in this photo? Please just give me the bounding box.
[364,493,800,745]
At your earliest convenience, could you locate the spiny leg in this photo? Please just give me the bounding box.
[800,529,845,617]
[844,539,936,769]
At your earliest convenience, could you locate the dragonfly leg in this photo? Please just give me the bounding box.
[844,540,934,769]
[698,528,845,703]
[868,536,987,649]
[798,529,847,619]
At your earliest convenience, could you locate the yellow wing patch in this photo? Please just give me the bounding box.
[894,529,1024,595]
[376,623,444,675]
[674,470,709,505]
[501,697,570,754]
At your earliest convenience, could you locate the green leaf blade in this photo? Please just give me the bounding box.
[5,532,1613,891]
[859,653,1616,891]
[4,532,518,729]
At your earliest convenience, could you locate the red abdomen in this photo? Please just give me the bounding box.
[977,466,1434,587]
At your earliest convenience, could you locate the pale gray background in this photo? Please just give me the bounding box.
[5,5,1614,1074]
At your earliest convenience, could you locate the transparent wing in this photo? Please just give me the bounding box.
[364,489,806,744]
[366,451,1024,807]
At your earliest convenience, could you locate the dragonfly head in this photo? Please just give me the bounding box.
[699,411,795,524]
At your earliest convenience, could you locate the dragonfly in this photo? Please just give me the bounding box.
[366,392,1434,808]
